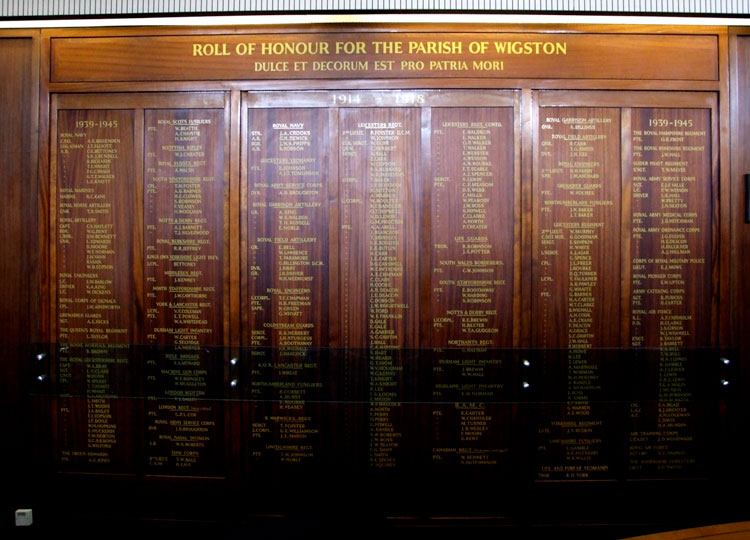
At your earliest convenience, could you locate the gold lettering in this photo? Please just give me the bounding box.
[408,41,463,55]
[493,41,567,55]
[192,42,231,56]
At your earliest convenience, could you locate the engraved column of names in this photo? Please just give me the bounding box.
[247,108,328,348]
[429,351,510,470]
[143,109,225,476]
[339,108,419,469]
[533,107,620,480]
[428,107,514,470]
[247,108,329,465]
[430,107,514,348]
[144,110,224,346]
[628,108,712,477]
[57,110,134,344]
[56,110,134,471]
[55,345,132,472]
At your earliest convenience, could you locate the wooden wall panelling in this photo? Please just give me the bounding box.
[729,33,744,364]
[245,105,331,349]
[520,88,534,350]
[50,98,130,476]
[239,91,341,498]
[142,104,227,477]
[238,90,523,500]
[717,30,732,348]
[729,30,750,488]
[134,109,146,354]
[43,94,59,479]
[424,98,517,350]
[54,107,137,473]
[243,98,336,489]
[418,91,521,498]
[47,32,719,83]
[0,30,41,521]
[620,106,634,346]
[629,106,714,348]
[236,91,251,483]
[39,26,724,96]
[226,89,242,482]
[229,90,242,347]
[40,31,51,344]
[48,92,232,479]
[530,97,622,482]
[627,105,715,480]
[527,90,719,482]
[41,77,726,96]
[707,29,738,492]
[23,22,740,527]
[534,91,721,344]
[512,90,524,348]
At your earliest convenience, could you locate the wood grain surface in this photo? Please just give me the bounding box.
[49,32,718,82]
[26,25,737,501]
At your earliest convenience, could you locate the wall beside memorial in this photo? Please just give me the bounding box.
[4,22,748,531]
[0,32,39,528]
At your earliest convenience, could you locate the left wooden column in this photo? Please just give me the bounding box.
[49,93,230,477]
[1,32,40,517]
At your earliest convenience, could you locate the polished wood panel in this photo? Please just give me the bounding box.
[425,107,515,348]
[49,32,718,82]
[48,95,231,478]
[529,106,621,481]
[53,110,136,472]
[624,521,750,540]
[0,36,38,477]
[532,106,621,349]
[337,107,421,470]
[18,22,742,534]
[422,106,518,477]
[527,93,719,483]
[141,108,228,477]
[55,109,135,344]
[427,349,515,476]
[246,348,346,474]
[55,345,135,473]
[143,108,225,346]
[338,106,421,349]
[734,34,750,419]
[246,107,330,348]
[625,108,713,479]
[727,33,750,484]
[143,347,226,477]
[627,108,712,348]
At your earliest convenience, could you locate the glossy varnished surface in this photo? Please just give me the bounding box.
[48,31,719,82]
[9,21,746,535]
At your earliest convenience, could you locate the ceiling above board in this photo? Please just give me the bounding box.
[1,0,748,19]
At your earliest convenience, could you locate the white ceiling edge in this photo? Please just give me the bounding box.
[1,13,749,29]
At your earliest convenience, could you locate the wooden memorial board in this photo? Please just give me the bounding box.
[626,107,713,479]
[531,105,621,481]
[54,109,136,473]
[142,106,228,477]
[51,94,230,477]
